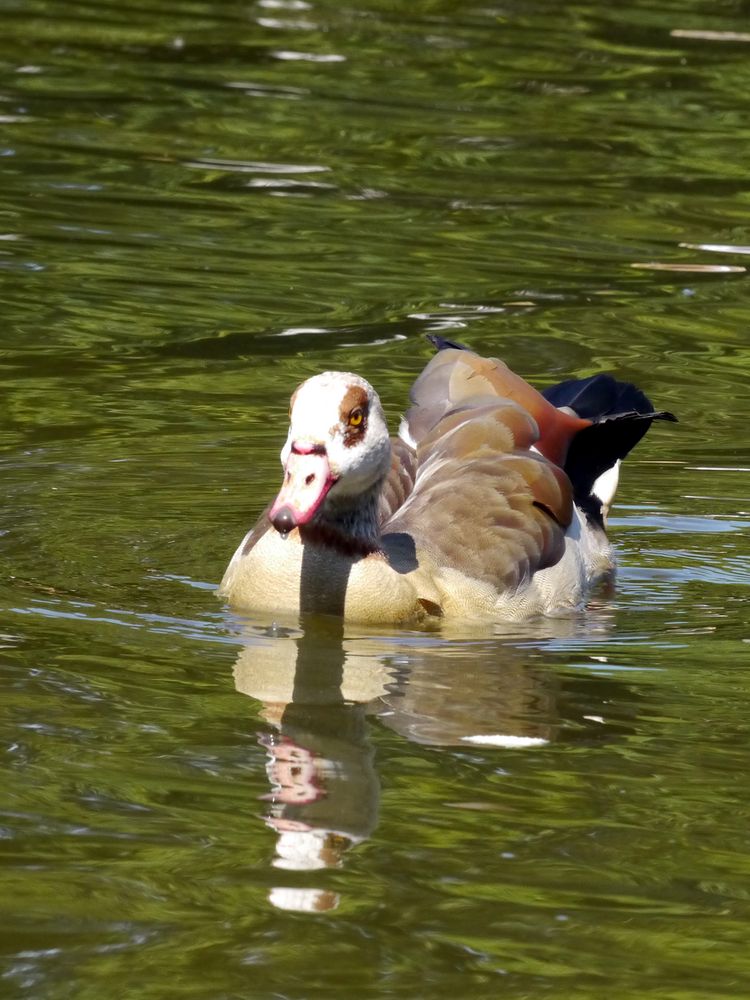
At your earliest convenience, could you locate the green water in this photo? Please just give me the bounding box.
[2,0,750,996]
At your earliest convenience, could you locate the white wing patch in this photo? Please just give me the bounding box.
[592,459,621,519]
[398,416,417,449]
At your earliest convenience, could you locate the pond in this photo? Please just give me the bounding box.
[2,0,750,996]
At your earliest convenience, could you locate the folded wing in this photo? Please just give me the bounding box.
[383,348,577,595]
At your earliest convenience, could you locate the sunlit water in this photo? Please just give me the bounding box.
[2,1,750,997]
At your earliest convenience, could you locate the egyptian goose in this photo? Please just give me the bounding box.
[219,339,675,624]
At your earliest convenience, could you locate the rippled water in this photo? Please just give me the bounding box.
[2,1,750,997]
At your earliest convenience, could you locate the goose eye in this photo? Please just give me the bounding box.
[348,408,364,427]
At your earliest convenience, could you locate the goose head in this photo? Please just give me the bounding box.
[269,371,391,536]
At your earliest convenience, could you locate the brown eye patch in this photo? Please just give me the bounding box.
[339,384,369,447]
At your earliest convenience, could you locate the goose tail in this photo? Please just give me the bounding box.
[541,374,677,525]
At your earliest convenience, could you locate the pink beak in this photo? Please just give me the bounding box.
[269,446,336,535]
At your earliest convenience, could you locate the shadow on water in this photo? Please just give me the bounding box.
[231,609,641,912]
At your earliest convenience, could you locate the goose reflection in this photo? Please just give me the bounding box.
[231,609,621,912]
[234,617,385,912]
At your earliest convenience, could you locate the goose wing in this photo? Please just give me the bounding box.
[383,348,577,594]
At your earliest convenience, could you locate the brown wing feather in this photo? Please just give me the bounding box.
[406,348,590,466]
[385,352,576,593]
[378,436,417,525]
